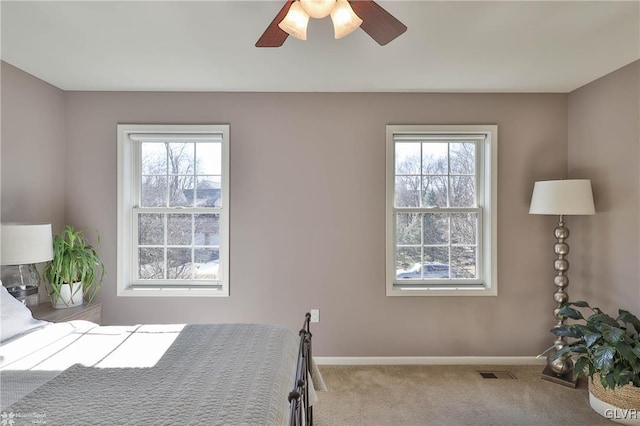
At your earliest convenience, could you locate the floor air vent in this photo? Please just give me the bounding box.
[477,371,516,379]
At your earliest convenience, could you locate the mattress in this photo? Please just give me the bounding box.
[0,320,316,425]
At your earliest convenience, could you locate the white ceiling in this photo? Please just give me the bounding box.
[1,1,638,92]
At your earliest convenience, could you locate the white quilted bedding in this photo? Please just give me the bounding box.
[0,321,310,425]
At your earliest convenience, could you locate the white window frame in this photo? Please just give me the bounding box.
[386,125,498,296]
[117,124,230,297]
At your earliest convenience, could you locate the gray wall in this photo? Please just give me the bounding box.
[2,61,574,357]
[63,91,567,357]
[1,62,67,301]
[1,62,66,230]
[568,60,640,315]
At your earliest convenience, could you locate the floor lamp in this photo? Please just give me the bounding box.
[529,179,595,387]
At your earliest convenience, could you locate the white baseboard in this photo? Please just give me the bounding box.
[314,356,547,366]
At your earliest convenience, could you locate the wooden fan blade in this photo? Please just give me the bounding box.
[256,0,294,47]
[349,0,407,46]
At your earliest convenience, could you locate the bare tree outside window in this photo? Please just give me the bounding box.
[394,141,478,280]
[138,141,222,281]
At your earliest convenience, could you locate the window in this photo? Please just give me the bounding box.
[386,125,497,296]
[117,125,229,297]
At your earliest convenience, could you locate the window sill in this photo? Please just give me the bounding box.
[386,285,497,297]
[117,286,229,297]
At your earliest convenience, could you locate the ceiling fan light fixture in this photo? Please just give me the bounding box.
[257,0,406,47]
[300,0,336,19]
[278,1,310,41]
[331,0,363,39]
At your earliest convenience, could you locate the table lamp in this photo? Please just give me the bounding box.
[1,223,54,306]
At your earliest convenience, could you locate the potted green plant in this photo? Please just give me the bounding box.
[548,301,640,423]
[43,225,105,309]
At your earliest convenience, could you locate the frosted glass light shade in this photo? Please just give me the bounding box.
[529,180,595,215]
[331,0,362,39]
[278,2,310,40]
[1,223,54,265]
[300,0,336,19]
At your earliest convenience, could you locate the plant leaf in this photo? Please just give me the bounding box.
[588,313,620,328]
[617,369,635,386]
[557,305,584,320]
[537,344,559,358]
[550,326,581,338]
[568,344,588,354]
[549,346,572,362]
[573,356,590,376]
[593,346,616,373]
[588,363,595,381]
[631,344,640,360]
[616,341,640,369]
[618,310,640,335]
[600,324,625,344]
[573,324,594,334]
[603,372,616,389]
[583,332,602,348]
[568,301,590,308]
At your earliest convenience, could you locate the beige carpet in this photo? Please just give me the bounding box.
[314,365,610,426]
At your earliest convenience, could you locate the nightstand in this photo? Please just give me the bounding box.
[31,302,102,324]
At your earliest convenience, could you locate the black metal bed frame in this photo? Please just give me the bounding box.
[288,312,313,426]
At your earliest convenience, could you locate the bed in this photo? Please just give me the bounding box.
[0,286,323,425]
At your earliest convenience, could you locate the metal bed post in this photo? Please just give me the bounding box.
[305,315,313,426]
[289,312,313,426]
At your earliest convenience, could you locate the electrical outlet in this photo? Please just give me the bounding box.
[310,309,320,323]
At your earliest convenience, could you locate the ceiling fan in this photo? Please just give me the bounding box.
[256,0,407,47]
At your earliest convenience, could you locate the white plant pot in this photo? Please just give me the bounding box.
[589,376,640,425]
[52,282,84,309]
[590,392,640,425]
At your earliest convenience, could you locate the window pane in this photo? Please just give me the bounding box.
[422,176,447,207]
[451,213,477,245]
[196,177,222,208]
[167,143,194,175]
[449,176,475,207]
[452,246,477,278]
[141,176,167,207]
[141,143,166,175]
[396,213,421,245]
[167,214,192,246]
[194,248,219,280]
[138,214,164,245]
[421,261,451,279]
[423,213,449,245]
[395,143,421,175]
[422,143,447,175]
[139,248,164,279]
[423,247,448,266]
[195,214,220,246]
[196,143,222,175]
[395,176,421,207]
[396,247,421,280]
[168,175,194,207]
[450,143,475,175]
[397,247,421,267]
[167,248,193,279]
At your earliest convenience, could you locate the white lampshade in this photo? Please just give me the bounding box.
[300,0,336,19]
[1,223,54,265]
[278,1,310,41]
[529,180,595,216]
[331,0,362,39]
